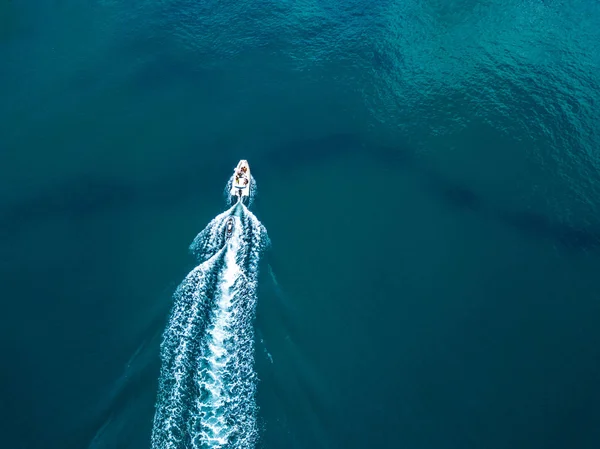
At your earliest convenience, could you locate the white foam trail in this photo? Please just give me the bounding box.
[190,203,269,449]
[191,216,252,448]
[151,250,225,449]
[189,204,237,262]
[152,198,269,449]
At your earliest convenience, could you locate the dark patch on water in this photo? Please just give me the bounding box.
[501,210,600,251]
[3,133,600,253]
[425,178,485,213]
[375,141,416,169]
[0,176,138,233]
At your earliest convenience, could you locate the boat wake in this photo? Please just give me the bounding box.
[151,162,269,449]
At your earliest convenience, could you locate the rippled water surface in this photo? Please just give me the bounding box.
[1,1,600,448]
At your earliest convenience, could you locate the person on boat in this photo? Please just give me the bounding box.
[244,178,249,186]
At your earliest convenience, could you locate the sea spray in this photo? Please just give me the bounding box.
[152,163,269,449]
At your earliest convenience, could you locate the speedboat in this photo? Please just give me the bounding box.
[230,159,251,200]
[225,217,234,239]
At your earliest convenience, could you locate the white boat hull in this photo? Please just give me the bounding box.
[230,159,251,199]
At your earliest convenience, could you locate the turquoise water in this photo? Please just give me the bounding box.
[1,1,600,448]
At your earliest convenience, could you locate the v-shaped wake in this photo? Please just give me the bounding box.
[151,161,269,449]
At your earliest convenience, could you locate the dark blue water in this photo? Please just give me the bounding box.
[2,1,600,448]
